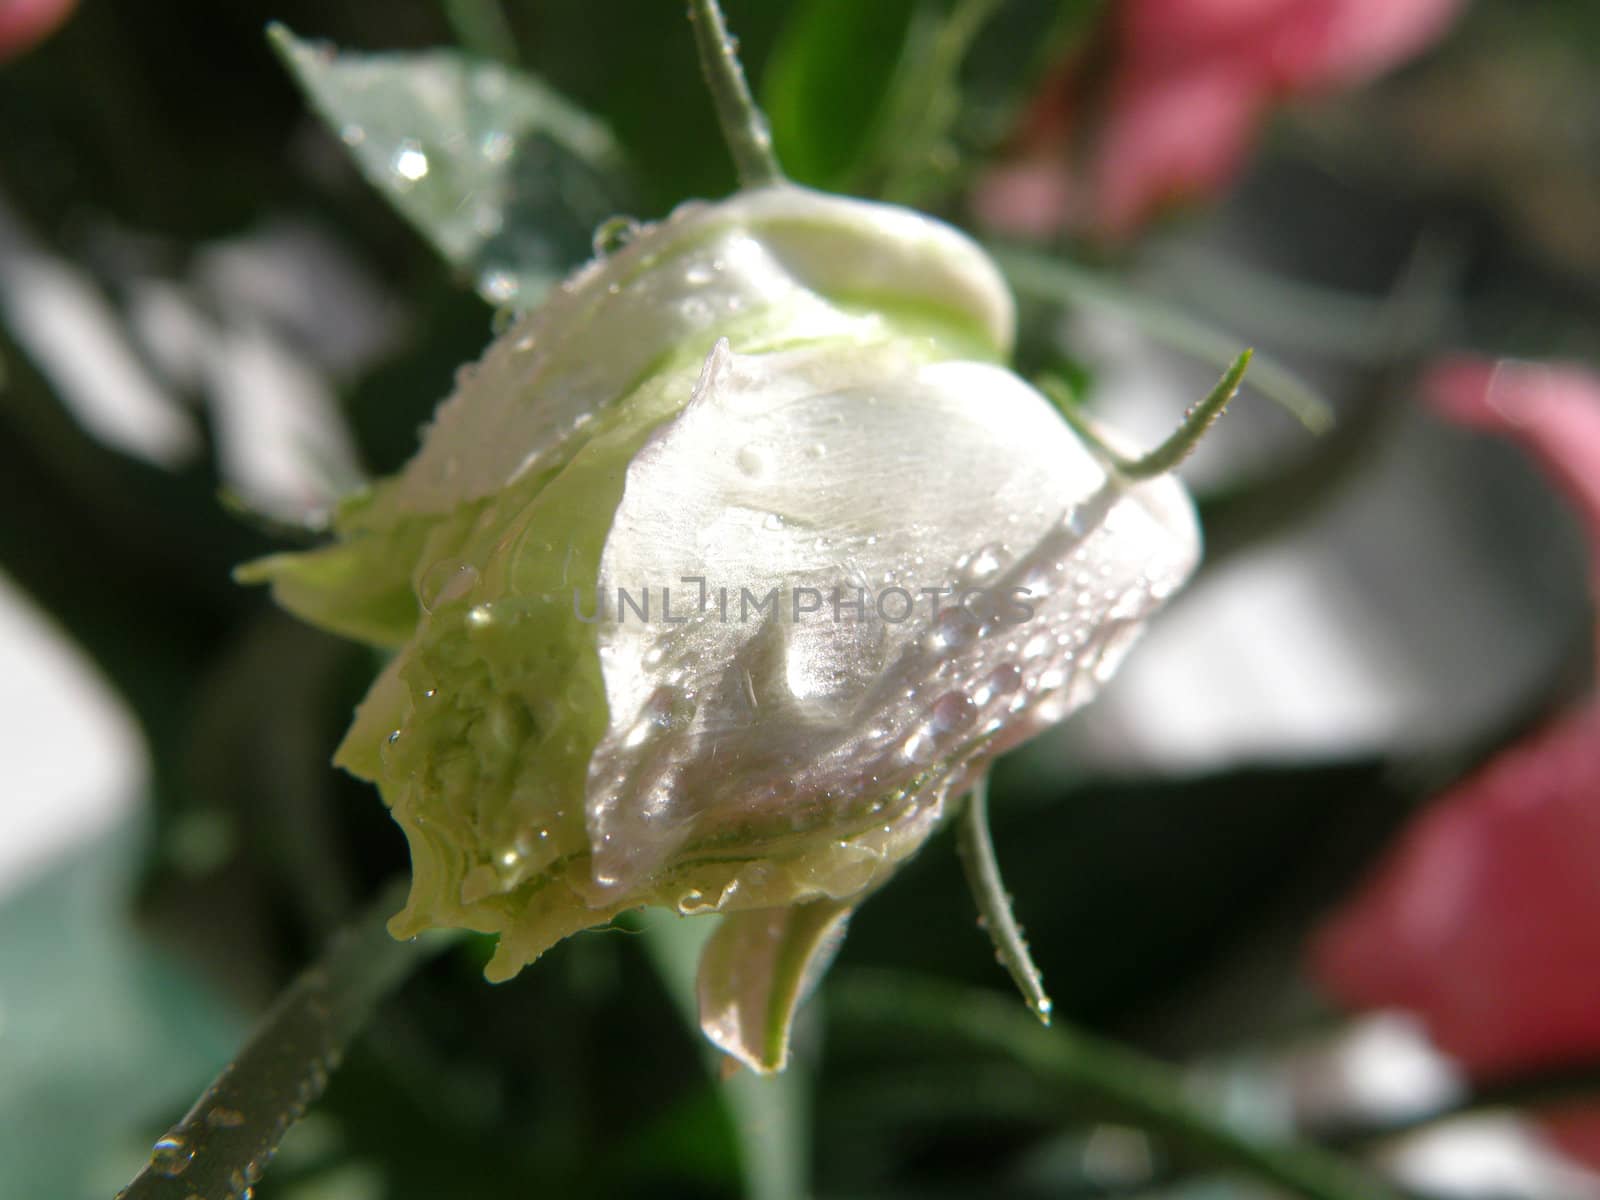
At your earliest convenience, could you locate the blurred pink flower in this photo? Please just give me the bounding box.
[975,0,1464,239]
[1424,358,1600,597]
[1311,354,1600,1163]
[0,0,74,63]
[1310,700,1600,1078]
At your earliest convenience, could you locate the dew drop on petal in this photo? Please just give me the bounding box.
[592,215,641,258]
[418,561,479,613]
[736,445,767,477]
[930,607,976,652]
[929,691,977,735]
[961,542,1006,582]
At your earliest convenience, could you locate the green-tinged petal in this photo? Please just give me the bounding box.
[233,530,421,650]
[697,899,854,1074]
[241,180,1202,1024]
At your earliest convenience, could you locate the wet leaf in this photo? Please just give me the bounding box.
[270,25,628,309]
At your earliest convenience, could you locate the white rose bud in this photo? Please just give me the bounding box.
[241,2,1239,1073]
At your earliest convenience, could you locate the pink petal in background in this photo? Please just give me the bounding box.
[1313,353,1600,1167]
[1089,60,1267,239]
[0,0,75,63]
[975,0,1465,240]
[1424,357,1600,590]
[1310,702,1600,1079]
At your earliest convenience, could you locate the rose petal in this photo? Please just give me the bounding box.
[1090,62,1268,239]
[586,338,1198,897]
[0,0,74,63]
[1311,703,1600,1078]
[1424,357,1600,587]
[696,898,853,1074]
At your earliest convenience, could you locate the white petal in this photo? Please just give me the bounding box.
[368,185,1013,522]
[583,341,1199,896]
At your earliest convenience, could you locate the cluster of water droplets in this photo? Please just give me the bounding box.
[578,463,1193,907]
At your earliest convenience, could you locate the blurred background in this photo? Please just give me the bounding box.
[2,0,1599,1197]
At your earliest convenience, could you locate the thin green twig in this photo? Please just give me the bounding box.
[955,775,1053,1023]
[995,246,1335,434]
[687,0,784,188]
[118,881,460,1199]
[1043,350,1252,480]
[872,0,1005,201]
[829,970,1408,1200]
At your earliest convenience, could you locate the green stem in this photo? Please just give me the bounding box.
[118,881,460,1199]
[873,0,1005,201]
[687,0,784,188]
[829,971,1408,1200]
[955,776,1052,1023]
[994,246,1335,434]
[1044,351,1252,480]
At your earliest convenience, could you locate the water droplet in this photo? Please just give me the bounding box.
[151,1134,194,1177]
[479,268,516,304]
[339,123,366,147]
[418,561,479,612]
[391,140,429,184]
[974,664,1023,705]
[901,727,936,765]
[762,513,785,531]
[931,607,976,651]
[736,445,767,477]
[929,692,977,734]
[480,129,513,164]
[962,543,1006,581]
[592,215,641,258]
[684,262,714,286]
[466,603,494,628]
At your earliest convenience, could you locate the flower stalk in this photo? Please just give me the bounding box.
[956,775,1052,1023]
[118,881,458,1200]
[688,0,783,187]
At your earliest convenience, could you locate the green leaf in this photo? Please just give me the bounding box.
[269,25,628,309]
[762,0,920,191]
[854,0,1006,203]
[831,970,1409,1200]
